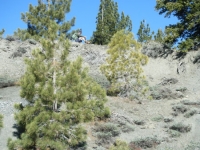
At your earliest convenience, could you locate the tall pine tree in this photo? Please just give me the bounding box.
[92,0,132,45]
[137,20,154,43]
[14,0,75,41]
[8,1,110,149]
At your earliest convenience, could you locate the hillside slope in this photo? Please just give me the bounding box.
[0,38,200,150]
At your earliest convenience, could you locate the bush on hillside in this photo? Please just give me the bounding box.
[130,137,160,149]
[169,123,191,133]
[141,41,173,58]
[93,123,120,146]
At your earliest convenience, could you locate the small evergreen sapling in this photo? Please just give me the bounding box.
[101,30,148,98]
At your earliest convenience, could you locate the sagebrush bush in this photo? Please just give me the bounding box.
[109,140,129,150]
[94,123,120,145]
[184,110,197,118]
[130,137,160,149]
[167,129,181,138]
[6,36,19,41]
[172,105,188,113]
[169,123,191,133]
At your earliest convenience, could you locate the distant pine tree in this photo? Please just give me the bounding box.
[14,0,75,41]
[154,29,165,43]
[92,0,132,45]
[101,30,148,98]
[8,1,110,149]
[137,20,154,43]
[0,29,5,37]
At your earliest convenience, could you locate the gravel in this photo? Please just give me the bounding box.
[0,86,27,150]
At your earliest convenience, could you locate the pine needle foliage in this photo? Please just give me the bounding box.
[0,114,3,129]
[8,1,110,150]
[137,20,154,43]
[92,0,132,45]
[155,0,200,51]
[154,29,165,44]
[14,0,75,41]
[101,30,148,98]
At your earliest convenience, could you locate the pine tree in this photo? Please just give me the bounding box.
[117,12,132,32]
[154,29,165,43]
[0,114,3,130]
[8,1,110,149]
[155,0,200,51]
[101,30,148,98]
[14,0,75,41]
[92,0,132,45]
[137,20,154,43]
[0,29,5,37]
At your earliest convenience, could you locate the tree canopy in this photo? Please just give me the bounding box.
[14,0,75,41]
[101,30,148,98]
[91,0,132,45]
[155,0,200,51]
[137,20,154,43]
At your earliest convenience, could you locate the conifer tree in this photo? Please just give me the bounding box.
[101,30,148,98]
[155,0,200,51]
[92,0,132,45]
[0,114,3,130]
[14,0,75,41]
[117,12,132,32]
[8,1,109,149]
[0,29,5,37]
[137,20,154,43]
[154,29,165,43]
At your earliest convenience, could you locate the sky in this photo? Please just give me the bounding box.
[0,0,178,40]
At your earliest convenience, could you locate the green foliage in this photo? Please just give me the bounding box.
[8,1,109,149]
[106,84,120,96]
[169,123,191,133]
[0,29,5,37]
[101,30,148,98]
[0,114,3,129]
[155,0,200,51]
[14,0,75,41]
[130,137,160,149]
[109,140,129,150]
[94,123,120,145]
[184,109,197,118]
[154,29,165,43]
[167,129,181,138]
[137,20,154,43]
[92,0,132,45]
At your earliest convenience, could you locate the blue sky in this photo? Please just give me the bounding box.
[0,0,178,40]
